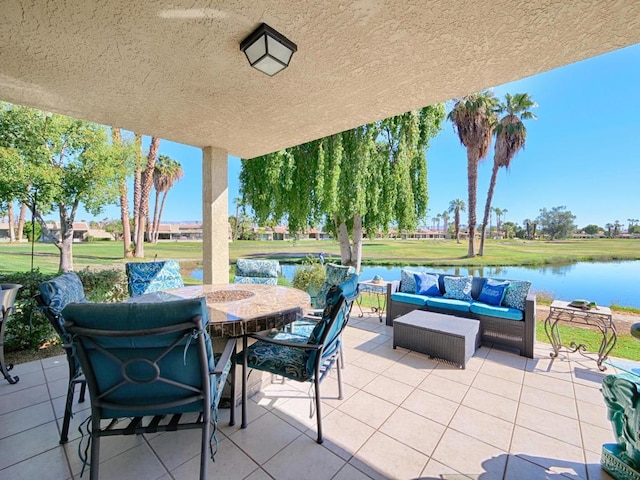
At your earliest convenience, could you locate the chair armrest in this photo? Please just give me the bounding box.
[212,337,236,376]
[247,332,322,350]
[387,281,400,295]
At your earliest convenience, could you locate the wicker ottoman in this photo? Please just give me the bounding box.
[392,310,480,368]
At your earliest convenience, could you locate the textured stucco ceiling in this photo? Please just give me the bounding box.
[1,1,640,158]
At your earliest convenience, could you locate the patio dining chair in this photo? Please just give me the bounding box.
[233,258,280,285]
[125,259,184,297]
[62,298,235,480]
[243,274,358,444]
[36,272,88,444]
[310,262,355,312]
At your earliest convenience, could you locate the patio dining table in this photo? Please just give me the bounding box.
[127,283,311,428]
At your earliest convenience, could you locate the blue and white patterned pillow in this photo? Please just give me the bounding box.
[38,272,87,316]
[502,280,531,311]
[235,259,280,278]
[400,269,424,293]
[414,272,441,296]
[443,275,473,301]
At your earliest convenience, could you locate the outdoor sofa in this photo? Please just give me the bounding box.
[385,270,536,358]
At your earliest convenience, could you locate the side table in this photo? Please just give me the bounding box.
[544,300,616,371]
[357,280,391,322]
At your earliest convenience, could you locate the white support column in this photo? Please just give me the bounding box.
[202,147,229,284]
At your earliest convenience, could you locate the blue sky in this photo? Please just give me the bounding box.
[85,43,640,229]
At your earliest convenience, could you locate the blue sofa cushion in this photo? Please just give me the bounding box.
[470,301,524,321]
[38,272,87,316]
[414,272,442,296]
[502,280,532,311]
[478,279,510,306]
[443,275,473,301]
[391,292,429,307]
[426,296,471,312]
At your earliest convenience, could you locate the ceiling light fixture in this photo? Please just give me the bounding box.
[240,23,297,77]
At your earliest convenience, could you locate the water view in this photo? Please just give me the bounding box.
[193,260,640,308]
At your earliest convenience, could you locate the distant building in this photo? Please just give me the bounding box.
[40,222,90,242]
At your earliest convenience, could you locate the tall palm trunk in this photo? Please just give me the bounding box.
[7,203,15,242]
[466,150,478,257]
[156,190,170,241]
[479,161,500,256]
[17,201,28,241]
[112,128,132,257]
[151,189,161,243]
[134,136,160,257]
[132,133,142,247]
[454,211,461,243]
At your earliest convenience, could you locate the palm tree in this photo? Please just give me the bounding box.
[605,223,613,238]
[441,210,450,237]
[448,199,466,244]
[435,213,442,232]
[151,155,184,242]
[523,218,531,239]
[479,93,537,255]
[494,207,503,237]
[448,92,498,257]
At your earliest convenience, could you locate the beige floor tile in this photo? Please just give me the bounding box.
[0,421,61,470]
[340,364,379,389]
[66,432,146,476]
[572,366,607,388]
[576,399,610,429]
[170,436,259,480]
[0,384,49,415]
[0,369,47,395]
[349,431,428,480]
[363,375,414,405]
[462,387,519,423]
[243,468,273,480]
[402,351,441,369]
[382,361,432,387]
[418,373,470,403]
[520,384,578,419]
[0,446,71,480]
[337,390,396,429]
[523,370,576,398]
[40,354,67,370]
[147,428,205,471]
[228,412,301,465]
[526,355,573,374]
[471,372,522,401]
[431,363,479,386]
[263,435,345,480]
[96,443,167,480]
[351,351,397,374]
[516,403,582,447]
[581,422,615,454]
[585,450,615,480]
[10,357,44,374]
[379,406,445,457]
[316,409,375,460]
[319,376,358,407]
[479,360,525,384]
[504,454,559,479]
[341,346,369,363]
[217,398,268,435]
[51,389,91,420]
[450,405,514,451]
[401,388,459,426]
[484,349,528,369]
[511,426,586,476]
[333,462,374,480]
[431,429,507,480]
[420,458,462,478]
[272,394,334,432]
[0,400,55,440]
[574,383,607,406]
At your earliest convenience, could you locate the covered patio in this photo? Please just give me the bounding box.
[0,312,619,479]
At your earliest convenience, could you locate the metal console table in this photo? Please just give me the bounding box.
[357,280,391,322]
[544,300,615,371]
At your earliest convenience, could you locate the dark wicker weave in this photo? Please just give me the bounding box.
[386,276,536,358]
[393,310,480,368]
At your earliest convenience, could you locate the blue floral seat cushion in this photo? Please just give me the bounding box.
[126,260,184,297]
[38,272,88,316]
[246,333,312,381]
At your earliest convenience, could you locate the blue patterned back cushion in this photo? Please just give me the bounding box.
[126,260,184,297]
[38,272,87,316]
[443,275,473,301]
[234,276,277,285]
[502,280,531,311]
[400,269,424,293]
[235,259,280,278]
[315,263,354,309]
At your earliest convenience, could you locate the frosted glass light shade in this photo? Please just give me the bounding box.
[240,23,297,77]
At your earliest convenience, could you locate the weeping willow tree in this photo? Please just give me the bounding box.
[239,105,445,272]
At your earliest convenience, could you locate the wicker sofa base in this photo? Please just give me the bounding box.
[393,310,480,368]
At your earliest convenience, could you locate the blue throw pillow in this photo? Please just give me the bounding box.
[443,276,473,301]
[400,269,423,293]
[413,272,441,296]
[477,279,510,306]
[502,280,532,311]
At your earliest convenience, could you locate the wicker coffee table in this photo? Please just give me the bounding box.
[392,310,480,368]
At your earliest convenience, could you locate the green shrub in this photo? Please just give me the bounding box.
[291,256,326,298]
[0,267,128,352]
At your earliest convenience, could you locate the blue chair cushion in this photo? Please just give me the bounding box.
[126,260,184,297]
[62,298,216,417]
[426,296,472,312]
[315,263,354,309]
[235,259,280,278]
[477,279,510,306]
[414,272,442,296]
[391,292,429,307]
[234,276,278,285]
[38,272,87,316]
[502,280,531,311]
[470,301,524,321]
[443,275,473,301]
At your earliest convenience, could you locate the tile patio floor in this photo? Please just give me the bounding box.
[0,312,625,479]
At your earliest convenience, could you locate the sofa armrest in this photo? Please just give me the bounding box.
[522,293,537,358]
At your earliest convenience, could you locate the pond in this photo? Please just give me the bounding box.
[192,260,640,308]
